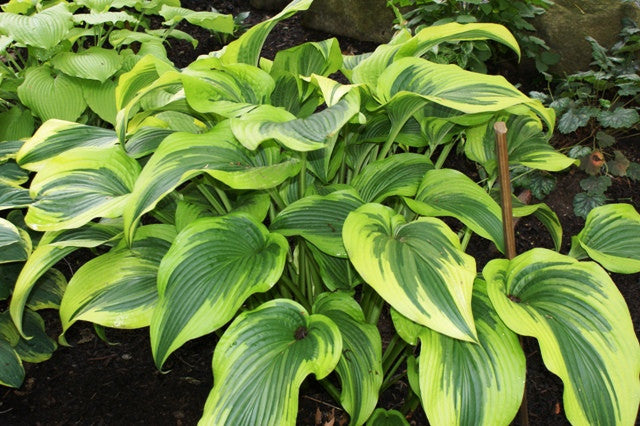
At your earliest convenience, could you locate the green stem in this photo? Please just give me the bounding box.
[460,226,473,252]
[361,286,384,325]
[278,275,310,311]
[319,379,341,403]
[377,123,403,161]
[214,186,232,212]
[268,188,286,211]
[197,183,226,215]
[381,334,408,374]
[434,141,455,169]
[299,152,307,200]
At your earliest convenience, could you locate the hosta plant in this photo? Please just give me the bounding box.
[2,0,640,424]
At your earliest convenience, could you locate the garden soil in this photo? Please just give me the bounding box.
[1,1,639,424]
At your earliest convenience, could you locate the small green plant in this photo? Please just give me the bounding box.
[532,19,640,217]
[1,0,640,424]
[387,0,558,73]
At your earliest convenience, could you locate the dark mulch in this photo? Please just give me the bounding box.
[1,1,638,425]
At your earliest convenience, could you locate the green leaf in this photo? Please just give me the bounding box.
[465,115,576,174]
[0,162,28,186]
[10,223,121,336]
[351,153,433,203]
[484,249,640,426]
[271,38,343,78]
[406,168,506,253]
[159,5,234,33]
[598,107,639,129]
[607,150,630,177]
[569,203,640,273]
[512,200,563,252]
[230,89,360,152]
[17,66,87,122]
[50,47,123,83]
[0,340,23,388]
[151,214,288,368]
[200,298,341,425]
[60,224,175,334]
[0,217,30,263]
[392,279,525,426]
[220,0,313,66]
[270,189,364,257]
[82,78,117,124]
[0,140,24,163]
[74,0,139,12]
[313,292,382,426]
[343,203,477,342]
[573,192,606,219]
[17,119,118,172]
[0,3,72,50]
[25,147,140,232]
[557,108,592,134]
[72,11,139,25]
[0,107,34,141]
[123,124,300,243]
[366,409,409,426]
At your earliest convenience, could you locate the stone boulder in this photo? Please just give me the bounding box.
[250,0,395,43]
[535,0,640,74]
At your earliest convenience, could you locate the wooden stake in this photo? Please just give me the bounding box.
[494,121,529,426]
[494,121,517,260]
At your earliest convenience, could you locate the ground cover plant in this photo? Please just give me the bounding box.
[1,0,640,424]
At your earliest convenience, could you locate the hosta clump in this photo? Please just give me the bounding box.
[3,0,640,424]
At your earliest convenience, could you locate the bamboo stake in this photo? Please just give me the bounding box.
[494,121,528,426]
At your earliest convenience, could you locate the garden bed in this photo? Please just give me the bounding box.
[0,1,638,425]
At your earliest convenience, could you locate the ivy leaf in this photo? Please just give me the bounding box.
[573,192,606,219]
[627,162,640,181]
[607,150,630,177]
[528,172,556,200]
[598,107,639,129]
[557,107,592,134]
[580,175,612,194]
[595,131,616,148]
[568,145,591,159]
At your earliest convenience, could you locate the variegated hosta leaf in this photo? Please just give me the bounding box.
[74,0,139,12]
[230,89,361,152]
[0,140,24,163]
[351,153,433,203]
[0,3,72,50]
[123,124,300,243]
[351,22,520,89]
[464,115,576,174]
[343,203,477,342]
[17,119,118,172]
[151,214,288,368]
[484,249,640,426]
[182,59,275,117]
[512,200,562,252]
[0,182,31,210]
[569,203,640,273]
[313,292,382,426]
[25,146,140,232]
[270,189,364,257]
[376,57,554,131]
[308,244,361,291]
[60,224,176,335]
[26,268,67,311]
[392,279,526,426]
[366,409,409,426]
[159,5,234,33]
[17,66,87,122]
[406,168,505,253]
[200,298,342,426]
[220,0,313,66]
[0,340,23,388]
[0,310,56,363]
[50,47,123,83]
[10,223,121,336]
[0,217,30,263]
[271,38,343,78]
[0,162,28,186]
